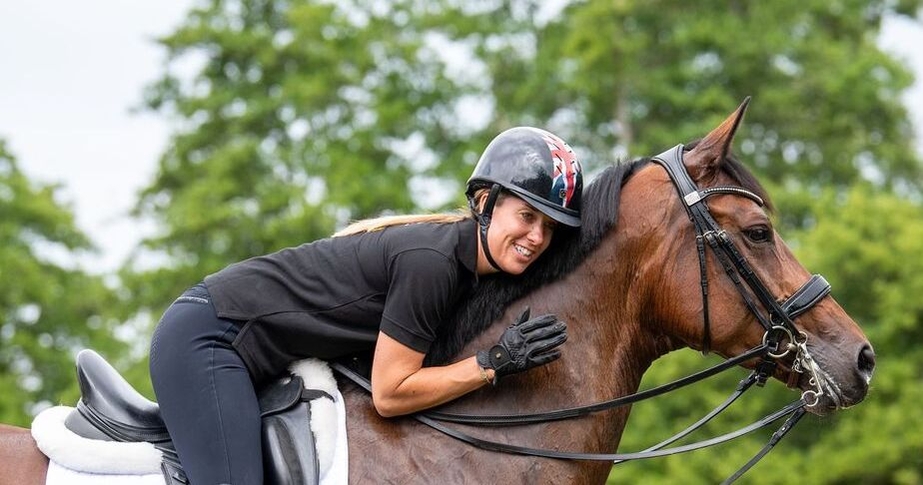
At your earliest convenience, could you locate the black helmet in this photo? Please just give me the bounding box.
[466,126,582,227]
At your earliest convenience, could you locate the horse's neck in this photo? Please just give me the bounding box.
[453,233,660,453]
[537,233,659,400]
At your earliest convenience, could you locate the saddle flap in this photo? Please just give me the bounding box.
[262,403,320,485]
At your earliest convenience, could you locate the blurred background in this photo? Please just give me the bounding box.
[1,1,921,483]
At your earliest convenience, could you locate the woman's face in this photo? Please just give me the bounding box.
[478,195,556,275]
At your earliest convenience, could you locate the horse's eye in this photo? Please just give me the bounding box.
[745,226,772,243]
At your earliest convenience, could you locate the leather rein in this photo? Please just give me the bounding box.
[332,144,833,482]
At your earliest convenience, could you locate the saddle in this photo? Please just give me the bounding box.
[62,349,330,485]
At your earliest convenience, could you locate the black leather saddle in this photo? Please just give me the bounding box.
[64,349,330,485]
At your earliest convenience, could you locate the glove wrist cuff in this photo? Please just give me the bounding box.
[476,349,491,369]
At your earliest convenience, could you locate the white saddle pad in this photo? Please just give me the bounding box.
[34,358,348,485]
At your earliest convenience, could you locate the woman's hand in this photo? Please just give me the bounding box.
[476,308,567,383]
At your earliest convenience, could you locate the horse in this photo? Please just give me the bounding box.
[0,99,874,485]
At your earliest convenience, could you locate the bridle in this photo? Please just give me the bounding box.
[652,144,831,399]
[332,144,836,483]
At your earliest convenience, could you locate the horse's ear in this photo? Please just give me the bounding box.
[686,97,751,181]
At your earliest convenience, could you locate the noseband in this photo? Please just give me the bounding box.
[652,145,830,388]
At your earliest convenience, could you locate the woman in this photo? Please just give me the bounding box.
[149,126,583,484]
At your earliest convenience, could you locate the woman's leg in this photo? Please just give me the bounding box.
[150,285,262,485]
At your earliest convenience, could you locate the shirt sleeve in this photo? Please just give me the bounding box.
[380,248,460,353]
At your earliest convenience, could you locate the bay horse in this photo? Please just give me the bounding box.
[0,99,874,485]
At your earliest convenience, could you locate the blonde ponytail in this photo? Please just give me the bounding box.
[333,212,472,237]
[332,188,498,237]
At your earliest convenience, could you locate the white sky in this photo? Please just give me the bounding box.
[0,1,195,271]
[0,4,921,273]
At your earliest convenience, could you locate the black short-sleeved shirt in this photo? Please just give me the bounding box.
[204,218,479,383]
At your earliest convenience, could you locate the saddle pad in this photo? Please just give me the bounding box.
[41,391,348,485]
[46,463,162,485]
[36,357,349,484]
[33,406,163,475]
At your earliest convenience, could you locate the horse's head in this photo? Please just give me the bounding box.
[629,99,875,415]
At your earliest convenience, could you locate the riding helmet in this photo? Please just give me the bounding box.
[466,126,582,227]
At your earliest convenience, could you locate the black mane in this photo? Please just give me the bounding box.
[424,144,772,365]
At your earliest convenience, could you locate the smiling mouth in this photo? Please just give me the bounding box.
[514,244,535,258]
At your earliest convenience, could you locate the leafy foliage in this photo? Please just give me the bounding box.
[0,141,125,425]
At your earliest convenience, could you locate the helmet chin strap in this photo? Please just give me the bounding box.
[469,184,503,272]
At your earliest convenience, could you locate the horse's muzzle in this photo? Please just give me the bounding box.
[802,341,875,415]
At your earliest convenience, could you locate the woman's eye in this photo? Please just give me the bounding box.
[745,227,772,243]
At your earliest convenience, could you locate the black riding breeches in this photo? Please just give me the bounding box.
[150,284,262,485]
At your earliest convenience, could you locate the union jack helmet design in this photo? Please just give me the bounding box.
[466,126,583,227]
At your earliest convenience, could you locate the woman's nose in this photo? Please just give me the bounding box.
[527,222,547,245]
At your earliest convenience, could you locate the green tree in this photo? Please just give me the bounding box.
[429,0,922,194]
[129,0,498,313]
[0,141,125,426]
[780,185,923,483]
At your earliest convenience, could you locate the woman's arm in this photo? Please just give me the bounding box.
[370,308,567,416]
[370,331,494,417]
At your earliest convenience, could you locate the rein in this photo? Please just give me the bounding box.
[334,345,761,427]
[332,145,833,482]
[333,359,805,462]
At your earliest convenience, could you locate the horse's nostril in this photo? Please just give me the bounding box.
[858,344,876,376]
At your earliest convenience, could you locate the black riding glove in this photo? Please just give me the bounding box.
[476,308,567,384]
